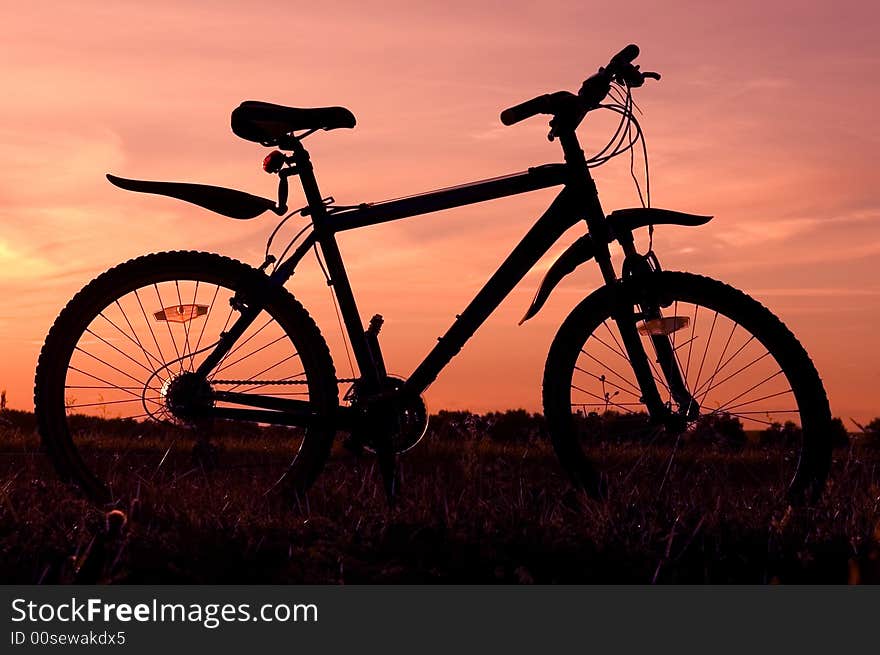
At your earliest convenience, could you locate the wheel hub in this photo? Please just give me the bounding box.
[161,372,214,421]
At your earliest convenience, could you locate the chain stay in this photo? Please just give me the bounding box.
[212,377,359,386]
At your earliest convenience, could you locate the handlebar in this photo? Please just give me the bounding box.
[499,44,660,127]
[501,92,566,127]
[610,43,640,65]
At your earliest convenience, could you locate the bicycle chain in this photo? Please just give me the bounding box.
[211,377,360,386]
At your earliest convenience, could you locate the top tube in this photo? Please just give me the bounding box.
[323,163,569,232]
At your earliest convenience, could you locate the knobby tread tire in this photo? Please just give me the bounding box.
[34,250,338,504]
[542,271,832,503]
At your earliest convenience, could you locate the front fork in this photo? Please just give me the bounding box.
[614,239,699,427]
[562,132,696,427]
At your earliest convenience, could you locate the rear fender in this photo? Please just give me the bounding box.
[107,174,278,219]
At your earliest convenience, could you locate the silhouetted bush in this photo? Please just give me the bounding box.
[858,418,880,448]
[572,410,668,445]
[830,417,850,449]
[760,421,802,448]
[760,417,850,449]
[484,409,545,442]
[688,413,746,451]
[429,410,487,441]
[428,409,547,443]
[0,408,37,432]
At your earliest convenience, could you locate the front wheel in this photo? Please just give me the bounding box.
[34,251,338,506]
[543,271,832,507]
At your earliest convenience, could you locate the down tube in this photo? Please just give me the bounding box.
[404,187,582,395]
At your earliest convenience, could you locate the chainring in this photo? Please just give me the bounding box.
[344,375,429,455]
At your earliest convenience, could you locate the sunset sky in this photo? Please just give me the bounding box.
[1,1,878,422]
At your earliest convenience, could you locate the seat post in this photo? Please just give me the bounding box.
[285,138,326,218]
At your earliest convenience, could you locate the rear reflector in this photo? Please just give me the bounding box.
[154,304,208,323]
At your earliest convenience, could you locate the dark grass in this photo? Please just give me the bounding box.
[1,409,879,584]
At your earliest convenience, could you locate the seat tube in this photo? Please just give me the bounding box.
[292,141,380,386]
[317,232,380,386]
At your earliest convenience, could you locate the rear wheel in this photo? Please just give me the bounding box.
[34,251,338,506]
[543,271,832,507]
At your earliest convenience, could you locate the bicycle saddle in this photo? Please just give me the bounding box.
[231,101,356,145]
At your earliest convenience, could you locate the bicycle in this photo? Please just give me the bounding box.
[34,45,832,508]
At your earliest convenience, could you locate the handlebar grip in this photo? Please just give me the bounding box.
[610,44,639,65]
[500,94,550,125]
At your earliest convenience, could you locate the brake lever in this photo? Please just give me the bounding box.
[615,66,661,88]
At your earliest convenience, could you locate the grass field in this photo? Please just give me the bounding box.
[1,409,879,584]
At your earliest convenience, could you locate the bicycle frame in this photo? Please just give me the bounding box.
[195,130,674,426]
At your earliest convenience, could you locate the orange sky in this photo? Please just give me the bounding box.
[1,1,878,422]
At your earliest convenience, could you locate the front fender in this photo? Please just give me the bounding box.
[519,207,712,323]
[519,234,595,324]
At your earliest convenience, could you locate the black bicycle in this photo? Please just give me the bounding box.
[35,45,832,507]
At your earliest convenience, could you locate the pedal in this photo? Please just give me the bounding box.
[364,314,388,378]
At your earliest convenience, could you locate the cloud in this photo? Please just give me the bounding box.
[0,240,58,280]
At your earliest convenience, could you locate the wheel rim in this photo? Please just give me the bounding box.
[561,284,821,507]
[55,273,318,503]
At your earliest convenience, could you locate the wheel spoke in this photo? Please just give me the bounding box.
[133,288,170,371]
[192,284,221,369]
[697,350,771,406]
[690,310,719,407]
[113,298,163,373]
[84,327,156,376]
[73,346,150,388]
[214,315,275,373]
[692,332,755,399]
[571,383,636,414]
[710,370,786,415]
[215,333,290,375]
[579,349,643,395]
[68,365,161,401]
[98,309,164,371]
[178,279,197,372]
[66,396,164,410]
[718,388,794,413]
[683,303,699,386]
[574,365,643,399]
[154,283,184,373]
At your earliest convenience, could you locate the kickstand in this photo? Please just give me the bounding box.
[375,433,399,507]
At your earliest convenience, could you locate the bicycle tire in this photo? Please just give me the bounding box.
[543,271,832,505]
[34,250,338,504]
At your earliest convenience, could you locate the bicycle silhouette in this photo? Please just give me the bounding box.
[35,45,831,507]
